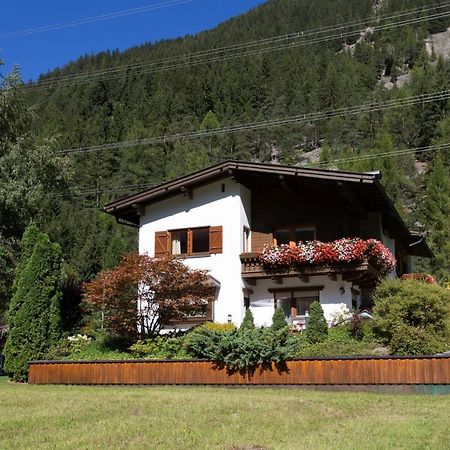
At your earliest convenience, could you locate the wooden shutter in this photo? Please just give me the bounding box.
[209,226,223,254]
[155,231,169,257]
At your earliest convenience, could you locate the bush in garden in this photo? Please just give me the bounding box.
[218,327,293,374]
[185,322,293,374]
[388,324,448,356]
[4,227,62,381]
[240,309,255,330]
[130,335,189,359]
[372,279,449,355]
[306,301,328,343]
[349,313,365,340]
[271,307,288,331]
[184,323,235,360]
[290,325,378,358]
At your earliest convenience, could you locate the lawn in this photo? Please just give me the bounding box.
[1,376,449,450]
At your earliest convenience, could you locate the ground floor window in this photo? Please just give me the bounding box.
[269,286,323,325]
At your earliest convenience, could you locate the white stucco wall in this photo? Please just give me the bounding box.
[247,275,354,327]
[139,179,250,325]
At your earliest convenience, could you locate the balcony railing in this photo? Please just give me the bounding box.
[240,252,382,286]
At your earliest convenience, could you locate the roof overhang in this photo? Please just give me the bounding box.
[104,160,432,258]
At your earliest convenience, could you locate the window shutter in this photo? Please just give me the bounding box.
[155,231,169,257]
[209,226,223,254]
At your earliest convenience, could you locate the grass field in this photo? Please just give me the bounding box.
[1,376,449,449]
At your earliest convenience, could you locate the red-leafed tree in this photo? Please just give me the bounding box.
[83,253,214,338]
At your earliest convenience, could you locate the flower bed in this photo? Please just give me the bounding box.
[259,238,396,275]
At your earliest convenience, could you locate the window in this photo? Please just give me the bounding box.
[191,227,209,254]
[273,226,316,246]
[171,229,188,255]
[155,226,222,257]
[270,286,323,322]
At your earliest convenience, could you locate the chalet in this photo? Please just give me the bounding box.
[104,160,431,329]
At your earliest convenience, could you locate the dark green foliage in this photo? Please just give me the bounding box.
[372,279,449,355]
[388,324,448,356]
[59,273,83,333]
[306,301,328,343]
[240,309,255,330]
[421,153,450,283]
[0,245,14,316]
[3,227,62,381]
[0,0,448,290]
[185,323,292,374]
[184,323,235,360]
[290,325,380,357]
[271,307,288,331]
[349,313,365,340]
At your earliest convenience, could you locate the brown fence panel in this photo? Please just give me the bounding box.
[28,356,450,386]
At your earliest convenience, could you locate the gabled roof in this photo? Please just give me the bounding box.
[104,160,432,257]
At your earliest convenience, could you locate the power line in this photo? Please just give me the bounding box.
[23,4,450,92]
[0,0,194,40]
[49,142,450,201]
[58,90,450,155]
[48,182,158,198]
[312,142,450,167]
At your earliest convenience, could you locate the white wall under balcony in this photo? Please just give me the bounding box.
[139,179,250,326]
[248,275,354,327]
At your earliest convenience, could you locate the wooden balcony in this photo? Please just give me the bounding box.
[240,253,382,287]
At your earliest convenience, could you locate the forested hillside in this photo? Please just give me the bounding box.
[1,0,450,318]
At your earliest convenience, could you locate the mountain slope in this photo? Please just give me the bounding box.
[17,0,450,281]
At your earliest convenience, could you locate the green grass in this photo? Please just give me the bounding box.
[1,376,449,449]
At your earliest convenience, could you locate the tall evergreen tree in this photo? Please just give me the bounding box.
[4,227,62,381]
[422,153,450,282]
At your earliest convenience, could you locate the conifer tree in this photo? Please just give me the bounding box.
[422,153,450,282]
[240,308,255,330]
[306,301,328,343]
[271,307,288,331]
[4,227,62,381]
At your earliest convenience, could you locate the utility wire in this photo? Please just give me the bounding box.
[0,0,194,40]
[50,142,450,200]
[22,4,450,92]
[313,142,450,167]
[58,90,450,155]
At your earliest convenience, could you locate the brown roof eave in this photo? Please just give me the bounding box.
[104,160,378,216]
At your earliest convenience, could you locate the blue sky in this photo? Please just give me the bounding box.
[1,0,267,82]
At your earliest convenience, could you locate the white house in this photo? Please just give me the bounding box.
[104,160,431,329]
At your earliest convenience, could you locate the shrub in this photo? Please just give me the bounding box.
[271,307,288,331]
[184,323,234,360]
[306,301,328,343]
[240,309,255,330]
[130,335,189,359]
[185,323,293,374]
[389,324,448,356]
[349,313,364,340]
[372,279,449,355]
[291,325,378,357]
[217,327,293,374]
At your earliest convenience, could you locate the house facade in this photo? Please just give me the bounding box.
[104,161,431,329]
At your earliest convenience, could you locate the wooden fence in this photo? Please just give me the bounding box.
[29,356,450,386]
